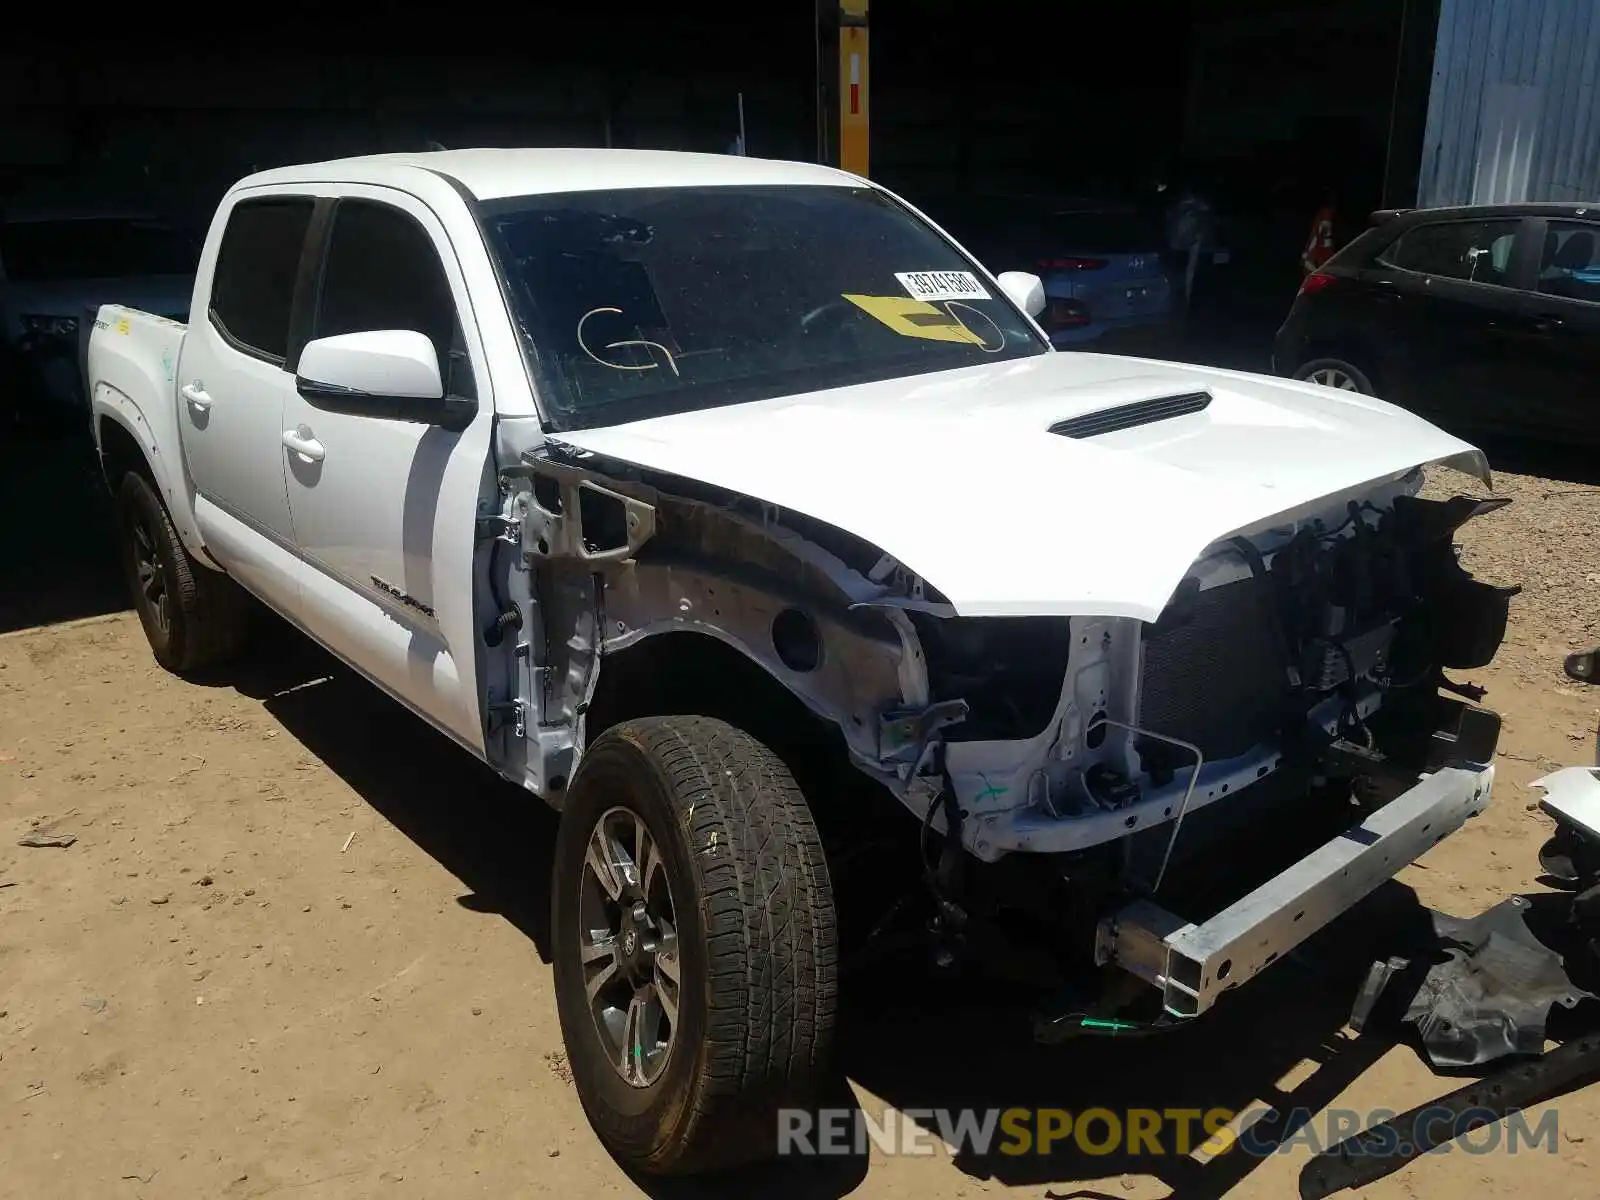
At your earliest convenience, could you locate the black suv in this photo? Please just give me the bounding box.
[1274,203,1598,442]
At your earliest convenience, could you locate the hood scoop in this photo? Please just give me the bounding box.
[1048,390,1212,439]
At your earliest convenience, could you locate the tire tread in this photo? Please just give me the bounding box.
[117,472,249,673]
[557,715,837,1175]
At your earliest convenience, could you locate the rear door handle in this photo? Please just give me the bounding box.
[1531,314,1565,334]
[281,427,326,463]
[180,382,212,411]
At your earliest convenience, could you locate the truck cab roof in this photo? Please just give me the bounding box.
[237,148,861,202]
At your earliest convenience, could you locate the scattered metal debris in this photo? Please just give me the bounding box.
[16,831,75,849]
[1353,896,1593,1069]
[1301,1029,1600,1198]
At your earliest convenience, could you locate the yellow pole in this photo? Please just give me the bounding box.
[838,0,869,177]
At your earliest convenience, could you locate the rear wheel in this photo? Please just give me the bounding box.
[115,471,250,673]
[1293,356,1375,394]
[551,715,837,1175]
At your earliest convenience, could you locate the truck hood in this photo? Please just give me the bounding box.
[549,352,1490,621]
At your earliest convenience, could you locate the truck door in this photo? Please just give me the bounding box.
[279,188,494,755]
[175,195,313,612]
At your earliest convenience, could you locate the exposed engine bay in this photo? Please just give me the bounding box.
[892,478,1516,869]
[493,434,1513,857]
[484,423,1517,1024]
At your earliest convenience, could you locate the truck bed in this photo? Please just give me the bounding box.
[88,303,187,399]
[86,303,203,559]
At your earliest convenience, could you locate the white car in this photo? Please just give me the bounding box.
[87,149,1514,1174]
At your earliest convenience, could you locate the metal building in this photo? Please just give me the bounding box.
[1417,0,1600,207]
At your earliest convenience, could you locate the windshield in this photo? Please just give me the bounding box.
[0,218,197,282]
[480,185,1048,429]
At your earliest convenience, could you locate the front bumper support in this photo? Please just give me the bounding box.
[1098,764,1495,1017]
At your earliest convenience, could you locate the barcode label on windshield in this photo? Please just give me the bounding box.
[894,270,990,303]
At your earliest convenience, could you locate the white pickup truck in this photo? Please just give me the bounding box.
[88,149,1516,1174]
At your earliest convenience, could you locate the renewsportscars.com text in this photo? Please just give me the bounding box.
[777,1105,1560,1159]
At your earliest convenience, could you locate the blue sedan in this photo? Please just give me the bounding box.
[922,194,1176,349]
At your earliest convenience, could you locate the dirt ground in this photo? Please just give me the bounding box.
[4,462,1600,1200]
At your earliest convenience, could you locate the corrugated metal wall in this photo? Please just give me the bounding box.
[1417,0,1600,206]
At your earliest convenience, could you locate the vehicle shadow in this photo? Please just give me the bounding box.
[0,423,130,634]
[196,620,1469,1199]
[206,619,876,1197]
[835,885,1442,1198]
[217,618,561,964]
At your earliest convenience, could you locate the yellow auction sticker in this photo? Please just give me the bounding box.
[840,293,988,345]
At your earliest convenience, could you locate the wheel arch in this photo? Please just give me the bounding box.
[584,629,854,786]
[97,409,156,488]
[94,396,216,568]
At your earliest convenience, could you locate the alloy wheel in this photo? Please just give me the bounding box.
[130,513,170,635]
[576,805,682,1088]
[1306,366,1361,391]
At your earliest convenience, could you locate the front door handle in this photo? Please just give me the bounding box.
[180,382,212,411]
[282,427,326,463]
[1489,313,1563,337]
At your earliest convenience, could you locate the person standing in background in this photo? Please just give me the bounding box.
[1164,181,1215,321]
[1302,188,1337,273]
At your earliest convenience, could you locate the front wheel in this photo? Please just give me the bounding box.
[551,715,837,1175]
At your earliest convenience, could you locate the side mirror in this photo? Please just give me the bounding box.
[295,329,474,431]
[1566,648,1600,685]
[996,270,1046,319]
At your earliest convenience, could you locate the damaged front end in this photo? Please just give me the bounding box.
[891,479,1520,1024]
[482,426,1518,1030]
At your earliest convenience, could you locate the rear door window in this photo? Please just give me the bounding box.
[1381,219,1520,287]
[209,199,314,363]
[1536,221,1600,304]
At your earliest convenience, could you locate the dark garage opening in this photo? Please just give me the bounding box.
[1,4,1429,630]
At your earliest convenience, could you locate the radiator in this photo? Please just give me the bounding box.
[1137,574,1293,762]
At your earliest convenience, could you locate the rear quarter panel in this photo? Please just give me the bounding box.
[1277,227,1406,393]
[88,305,211,563]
